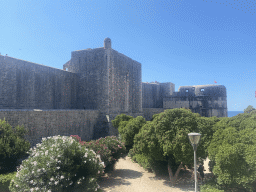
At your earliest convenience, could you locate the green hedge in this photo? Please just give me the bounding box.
[0,171,17,191]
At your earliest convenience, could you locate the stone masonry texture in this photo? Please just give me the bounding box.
[0,38,227,148]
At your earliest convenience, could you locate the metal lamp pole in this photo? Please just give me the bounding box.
[188,133,201,192]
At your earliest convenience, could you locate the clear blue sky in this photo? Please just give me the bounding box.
[1,0,255,112]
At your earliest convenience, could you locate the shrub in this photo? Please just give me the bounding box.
[200,177,225,192]
[77,135,126,173]
[9,135,105,192]
[200,185,225,192]
[111,114,133,129]
[130,153,155,172]
[208,126,256,191]
[0,171,16,191]
[0,118,31,174]
[117,116,146,147]
[96,136,126,160]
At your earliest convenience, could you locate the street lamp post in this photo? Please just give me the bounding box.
[188,133,201,192]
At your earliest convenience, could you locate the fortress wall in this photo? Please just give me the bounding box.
[142,83,161,108]
[142,82,175,109]
[109,50,131,113]
[193,85,227,97]
[163,95,228,118]
[160,82,175,97]
[159,82,175,108]
[70,48,109,113]
[110,50,142,114]
[142,83,153,108]
[163,98,190,109]
[0,55,78,109]
[142,108,165,121]
[0,109,100,148]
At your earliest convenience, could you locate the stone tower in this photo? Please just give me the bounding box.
[104,37,111,49]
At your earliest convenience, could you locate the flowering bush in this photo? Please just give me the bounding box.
[71,135,126,173]
[97,136,126,162]
[9,135,105,192]
[70,135,113,171]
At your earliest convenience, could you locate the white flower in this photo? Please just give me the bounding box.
[57,155,61,158]
[45,150,48,155]
[77,181,81,184]
[84,153,88,158]
[57,167,60,169]
[47,190,52,192]
[96,154,101,159]
[50,178,54,181]
[57,160,61,163]
[42,137,46,141]
[37,169,41,172]
[82,177,85,180]
[84,161,86,163]
[32,171,34,174]
[32,161,37,166]
[15,185,19,187]
[31,188,34,191]
[89,159,91,161]
[55,181,59,185]
[98,171,100,174]
[60,175,64,179]
[35,153,39,157]
[30,180,34,184]
[69,181,73,185]
[35,187,39,191]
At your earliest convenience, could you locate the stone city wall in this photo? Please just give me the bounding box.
[110,49,142,114]
[0,55,78,110]
[69,48,109,113]
[0,109,101,148]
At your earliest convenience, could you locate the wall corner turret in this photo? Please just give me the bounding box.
[104,37,111,49]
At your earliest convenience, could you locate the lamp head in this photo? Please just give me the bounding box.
[188,132,201,150]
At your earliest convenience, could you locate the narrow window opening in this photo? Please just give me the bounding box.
[186,89,188,92]
[201,89,204,92]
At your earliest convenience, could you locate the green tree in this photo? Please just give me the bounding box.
[208,113,256,191]
[0,118,31,174]
[244,105,256,114]
[132,108,214,185]
[111,114,133,129]
[117,116,146,147]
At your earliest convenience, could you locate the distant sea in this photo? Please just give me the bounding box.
[228,111,244,118]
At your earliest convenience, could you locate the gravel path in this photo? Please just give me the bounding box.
[97,155,212,192]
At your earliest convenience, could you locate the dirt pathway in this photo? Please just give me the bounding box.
[96,155,211,192]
